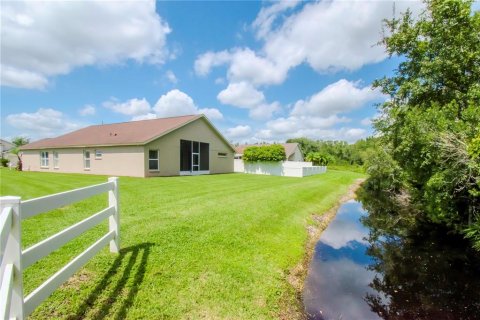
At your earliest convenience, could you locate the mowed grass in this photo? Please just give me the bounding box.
[0,168,363,319]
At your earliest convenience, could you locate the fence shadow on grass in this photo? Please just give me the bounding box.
[68,242,154,320]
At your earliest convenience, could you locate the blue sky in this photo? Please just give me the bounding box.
[1,0,439,143]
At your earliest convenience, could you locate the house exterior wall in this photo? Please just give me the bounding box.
[21,146,145,177]
[287,146,304,162]
[144,117,234,177]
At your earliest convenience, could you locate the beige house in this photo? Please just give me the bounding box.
[234,143,304,162]
[20,115,235,177]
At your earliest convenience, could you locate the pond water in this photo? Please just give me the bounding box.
[303,195,480,320]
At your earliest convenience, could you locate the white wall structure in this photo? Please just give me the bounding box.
[234,160,326,178]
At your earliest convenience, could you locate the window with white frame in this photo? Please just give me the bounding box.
[95,149,102,159]
[53,151,59,168]
[148,149,159,171]
[84,150,91,170]
[40,151,49,167]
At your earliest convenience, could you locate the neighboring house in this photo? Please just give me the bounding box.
[0,139,14,156]
[234,143,304,162]
[20,115,235,177]
[0,139,18,168]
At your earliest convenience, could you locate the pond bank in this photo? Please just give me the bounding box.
[280,178,365,319]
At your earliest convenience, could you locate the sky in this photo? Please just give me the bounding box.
[0,0,444,144]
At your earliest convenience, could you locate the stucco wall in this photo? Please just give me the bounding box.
[144,117,234,177]
[287,146,304,162]
[21,146,145,177]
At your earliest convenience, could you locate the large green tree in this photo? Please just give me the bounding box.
[372,0,480,247]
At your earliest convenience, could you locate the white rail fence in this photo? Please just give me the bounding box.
[0,177,119,319]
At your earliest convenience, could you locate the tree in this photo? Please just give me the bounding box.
[305,152,334,166]
[372,0,480,248]
[11,137,30,171]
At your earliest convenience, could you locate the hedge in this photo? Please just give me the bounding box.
[243,144,286,162]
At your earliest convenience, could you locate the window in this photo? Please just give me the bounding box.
[218,152,227,158]
[53,151,59,168]
[95,150,102,159]
[180,140,209,172]
[148,149,159,171]
[40,151,49,167]
[84,150,91,170]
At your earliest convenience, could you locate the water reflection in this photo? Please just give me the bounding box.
[303,190,480,320]
[304,200,384,320]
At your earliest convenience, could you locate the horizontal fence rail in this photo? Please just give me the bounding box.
[0,177,120,319]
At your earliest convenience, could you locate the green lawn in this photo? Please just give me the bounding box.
[0,169,363,319]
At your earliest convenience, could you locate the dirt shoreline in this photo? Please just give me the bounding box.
[279,178,366,319]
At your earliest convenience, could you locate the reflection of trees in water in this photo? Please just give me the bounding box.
[358,187,480,320]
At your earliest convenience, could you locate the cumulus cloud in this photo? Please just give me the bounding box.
[79,105,95,116]
[244,78,383,143]
[104,90,223,121]
[1,0,171,89]
[153,89,198,117]
[194,50,231,76]
[217,81,280,120]
[103,98,151,116]
[198,108,223,120]
[195,1,423,87]
[131,113,157,121]
[217,82,265,108]
[291,79,384,117]
[252,0,301,40]
[226,125,252,139]
[6,108,83,138]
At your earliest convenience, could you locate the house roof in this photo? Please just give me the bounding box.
[21,114,234,151]
[234,143,300,158]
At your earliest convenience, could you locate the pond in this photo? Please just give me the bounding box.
[303,192,480,320]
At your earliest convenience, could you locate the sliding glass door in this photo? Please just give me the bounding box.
[180,140,209,173]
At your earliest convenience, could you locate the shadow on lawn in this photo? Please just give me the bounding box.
[68,242,154,320]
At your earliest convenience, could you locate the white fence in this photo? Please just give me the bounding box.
[0,177,119,319]
[234,160,326,177]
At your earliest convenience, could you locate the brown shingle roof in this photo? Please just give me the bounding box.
[21,115,203,150]
[234,143,300,158]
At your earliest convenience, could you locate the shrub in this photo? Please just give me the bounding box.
[1,158,9,167]
[243,144,286,162]
[305,152,334,166]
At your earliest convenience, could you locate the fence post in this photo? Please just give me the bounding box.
[0,196,24,319]
[108,177,120,253]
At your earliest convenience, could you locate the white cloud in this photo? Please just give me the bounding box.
[153,89,198,117]
[249,102,281,121]
[195,1,423,87]
[360,117,372,126]
[1,0,171,89]
[291,79,384,117]
[102,90,224,121]
[103,98,151,116]
[132,113,157,121]
[165,70,178,84]
[198,108,223,120]
[226,125,252,139]
[79,105,95,116]
[194,50,231,76]
[153,89,224,120]
[6,108,82,138]
[217,82,265,108]
[252,0,301,40]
